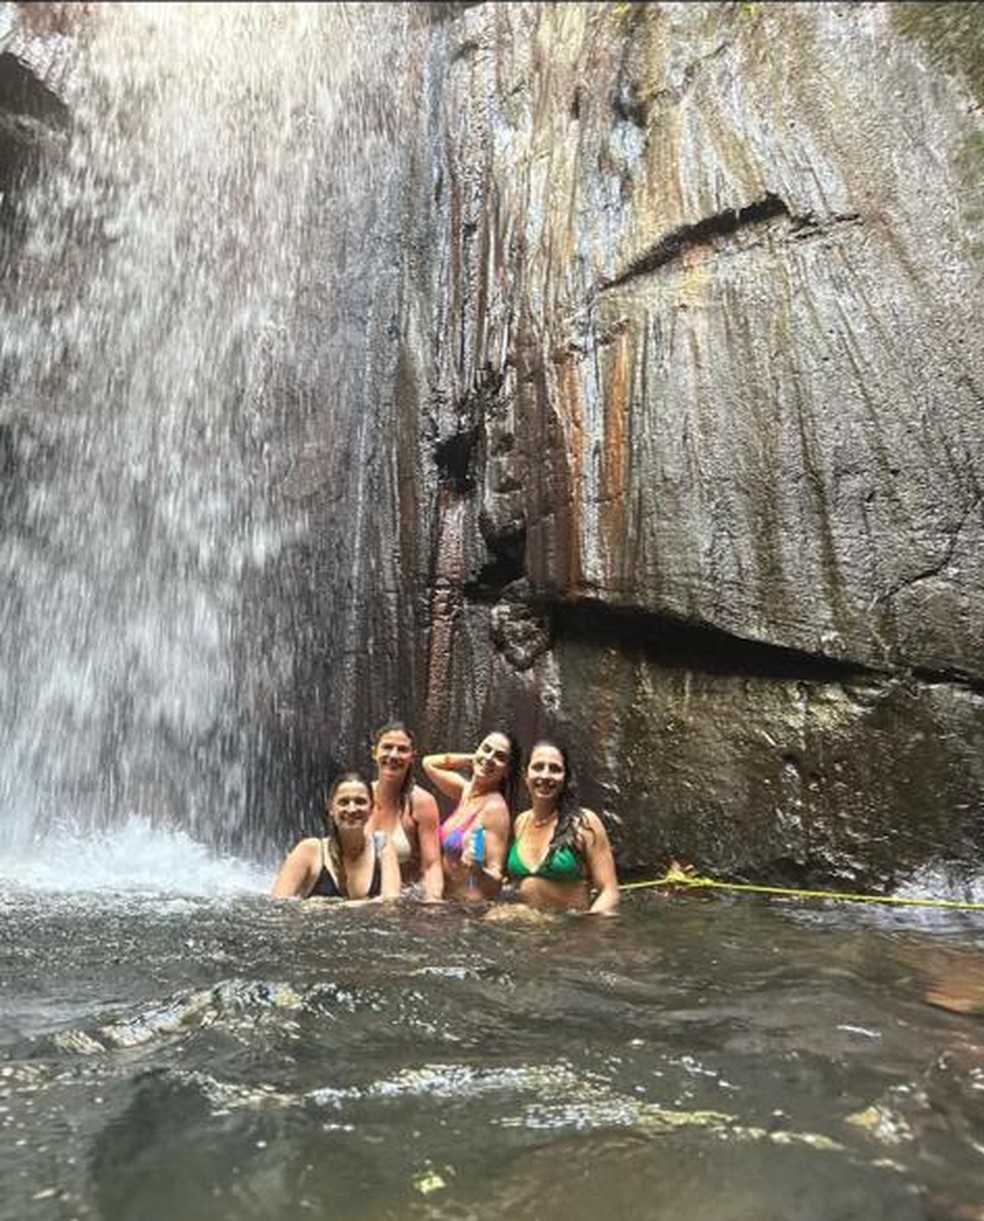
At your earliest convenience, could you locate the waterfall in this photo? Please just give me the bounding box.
[0,1,415,870]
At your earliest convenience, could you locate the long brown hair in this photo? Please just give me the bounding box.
[487,726,522,817]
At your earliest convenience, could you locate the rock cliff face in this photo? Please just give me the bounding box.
[1,3,982,887]
[385,2,984,886]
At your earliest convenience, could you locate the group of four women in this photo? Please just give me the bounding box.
[270,722,621,915]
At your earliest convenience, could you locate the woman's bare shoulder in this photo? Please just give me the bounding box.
[411,784,440,816]
[576,808,609,837]
[482,791,512,821]
[290,836,323,856]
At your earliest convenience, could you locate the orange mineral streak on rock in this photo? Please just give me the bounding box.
[602,327,632,578]
[678,241,712,299]
[554,348,584,594]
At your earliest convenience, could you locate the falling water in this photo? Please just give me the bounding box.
[0,2,415,876]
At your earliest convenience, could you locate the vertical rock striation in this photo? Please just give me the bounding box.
[1,2,982,888]
[392,2,984,887]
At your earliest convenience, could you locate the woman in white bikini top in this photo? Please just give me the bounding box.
[367,720,444,900]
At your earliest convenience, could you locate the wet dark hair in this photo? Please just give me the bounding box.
[526,739,588,853]
[483,727,522,817]
[370,719,416,815]
[371,719,416,748]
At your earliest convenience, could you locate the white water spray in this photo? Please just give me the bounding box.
[0,3,414,866]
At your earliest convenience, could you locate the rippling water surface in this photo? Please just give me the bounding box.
[4,839,984,1221]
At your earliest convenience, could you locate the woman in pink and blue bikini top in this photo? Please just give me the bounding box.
[422,728,521,903]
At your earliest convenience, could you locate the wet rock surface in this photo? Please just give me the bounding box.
[0,3,982,886]
[390,2,984,884]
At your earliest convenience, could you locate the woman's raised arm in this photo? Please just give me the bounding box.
[421,751,471,801]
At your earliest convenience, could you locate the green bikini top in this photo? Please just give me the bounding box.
[506,828,586,883]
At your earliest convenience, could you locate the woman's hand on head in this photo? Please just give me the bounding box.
[421,752,469,800]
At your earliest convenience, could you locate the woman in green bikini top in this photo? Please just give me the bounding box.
[507,740,620,915]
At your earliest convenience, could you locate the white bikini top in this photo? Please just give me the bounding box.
[390,818,413,863]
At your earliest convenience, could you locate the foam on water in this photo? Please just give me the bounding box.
[0,814,270,895]
[0,2,415,860]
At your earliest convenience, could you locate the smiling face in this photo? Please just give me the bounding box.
[329,779,372,830]
[472,732,513,784]
[373,728,414,779]
[526,743,566,806]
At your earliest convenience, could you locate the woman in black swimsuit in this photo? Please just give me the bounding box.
[271,772,402,901]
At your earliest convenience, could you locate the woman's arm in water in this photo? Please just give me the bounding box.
[412,785,444,900]
[580,811,621,915]
[270,839,320,898]
[421,752,471,801]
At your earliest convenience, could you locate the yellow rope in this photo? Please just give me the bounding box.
[620,866,984,912]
